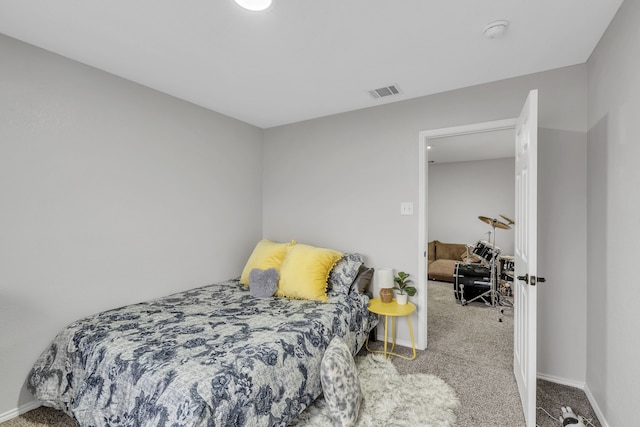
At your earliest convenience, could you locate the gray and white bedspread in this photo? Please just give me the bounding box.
[28,279,376,427]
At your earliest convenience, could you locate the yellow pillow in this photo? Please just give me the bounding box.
[277,244,343,302]
[240,239,295,285]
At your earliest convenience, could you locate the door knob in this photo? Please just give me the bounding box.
[516,274,546,286]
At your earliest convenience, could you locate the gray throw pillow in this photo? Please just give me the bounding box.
[320,337,361,427]
[328,253,364,296]
[249,268,279,298]
[351,265,374,294]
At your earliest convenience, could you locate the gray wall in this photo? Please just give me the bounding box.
[586,0,640,424]
[1,25,606,422]
[0,35,264,416]
[263,64,588,385]
[537,128,587,386]
[428,157,516,255]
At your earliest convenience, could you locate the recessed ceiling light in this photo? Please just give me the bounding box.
[234,0,272,11]
[483,20,510,38]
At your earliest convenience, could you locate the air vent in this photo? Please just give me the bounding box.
[369,84,402,99]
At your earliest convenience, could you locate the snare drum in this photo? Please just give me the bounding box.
[472,240,501,263]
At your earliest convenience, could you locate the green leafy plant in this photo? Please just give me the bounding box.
[393,271,417,296]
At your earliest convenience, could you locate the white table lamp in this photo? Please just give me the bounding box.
[378,268,394,289]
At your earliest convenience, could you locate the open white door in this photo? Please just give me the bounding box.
[514,89,539,427]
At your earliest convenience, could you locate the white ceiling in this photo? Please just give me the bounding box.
[428,128,515,164]
[0,0,623,129]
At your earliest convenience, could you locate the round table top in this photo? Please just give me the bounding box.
[368,298,416,316]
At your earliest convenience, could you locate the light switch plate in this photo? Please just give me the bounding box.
[400,202,414,215]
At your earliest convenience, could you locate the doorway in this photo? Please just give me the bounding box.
[417,119,517,350]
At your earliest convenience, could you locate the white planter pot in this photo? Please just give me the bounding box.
[396,293,408,305]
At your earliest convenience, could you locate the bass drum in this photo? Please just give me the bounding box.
[454,262,492,303]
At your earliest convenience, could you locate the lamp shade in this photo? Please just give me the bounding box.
[377,268,394,289]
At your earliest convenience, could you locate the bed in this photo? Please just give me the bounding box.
[28,246,376,427]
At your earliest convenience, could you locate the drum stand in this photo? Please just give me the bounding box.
[493,251,513,323]
[484,220,513,322]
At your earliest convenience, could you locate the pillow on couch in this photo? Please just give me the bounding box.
[435,241,466,260]
[428,240,436,262]
[277,243,343,302]
[462,251,484,264]
[240,239,295,285]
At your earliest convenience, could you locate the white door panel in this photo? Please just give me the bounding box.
[514,89,538,427]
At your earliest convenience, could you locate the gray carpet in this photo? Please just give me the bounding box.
[370,280,524,427]
[367,280,600,427]
[3,280,600,427]
[536,379,601,427]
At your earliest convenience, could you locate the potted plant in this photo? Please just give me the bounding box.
[393,271,416,305]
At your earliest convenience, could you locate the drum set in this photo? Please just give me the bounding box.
[454,214,515,320]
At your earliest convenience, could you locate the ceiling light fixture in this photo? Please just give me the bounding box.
[234,0,272,11]
[483,20,510,38]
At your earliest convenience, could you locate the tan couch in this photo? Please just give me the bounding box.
[428,240,467,282]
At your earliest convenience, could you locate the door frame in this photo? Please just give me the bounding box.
[417,118,517,350]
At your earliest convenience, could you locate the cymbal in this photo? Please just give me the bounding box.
[478,215,511,230]
[500,214,515,225]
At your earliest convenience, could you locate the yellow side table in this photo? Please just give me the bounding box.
[366,298,416,360]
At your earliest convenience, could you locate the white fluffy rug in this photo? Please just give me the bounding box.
[292,354,460,427]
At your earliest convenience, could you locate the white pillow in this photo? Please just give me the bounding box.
[320,337,361,427]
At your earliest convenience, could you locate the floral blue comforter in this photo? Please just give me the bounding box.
[28,279,375,427]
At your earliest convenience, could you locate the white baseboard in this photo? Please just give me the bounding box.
[537,372,585,390]
[0,400,41,423]
[583,384,610,427]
